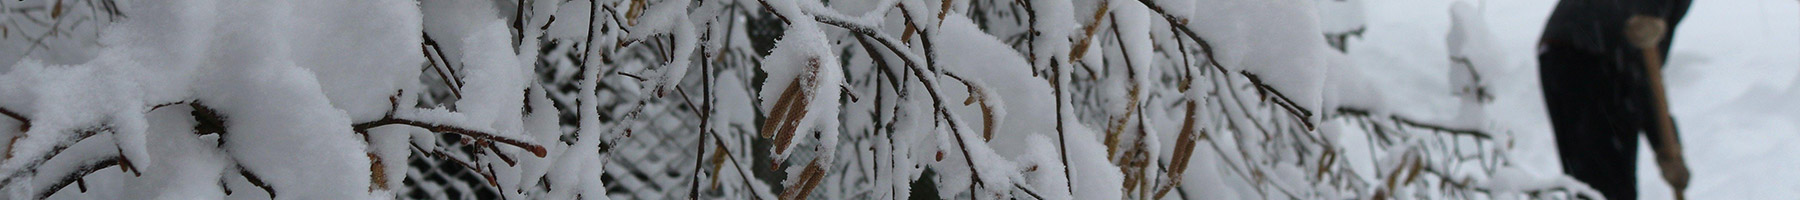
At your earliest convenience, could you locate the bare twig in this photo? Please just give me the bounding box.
[1014,183,1046,200]
[31,155,121,199]
[0,107,27,132]
[1333,108,1490,139]
[422,33,465,98]
[239,166,277,198]
[1239,72,1315,130]
[422,42,462,99]
[355,117,549,157]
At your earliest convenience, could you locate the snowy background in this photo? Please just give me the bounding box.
[1356,0,1800,198]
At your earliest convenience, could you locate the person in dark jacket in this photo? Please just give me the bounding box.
[1538,0,1693,199]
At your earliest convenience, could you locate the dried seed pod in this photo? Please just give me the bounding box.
[1104,85,1143,156]
[779,160,827,200]
[762,58,823,156]
[947,73,1003,141]
[1068,2,1112,61]
[708,142,729,190]
[368,153,388,191]
[1155,101,1201,199]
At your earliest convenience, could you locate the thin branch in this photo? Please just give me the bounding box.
[690,31,715,198]
[0,107,27,132]
[1014,184,1045,200]
[1133,0,1222,69]
[423,42,462,99]
[410,144,502,189]
[803,3,994,193]
[239,166,277,198]
[483,142,519,166]
[1239,71,1315,130]
[706,130,766,200]
[1136,0,1316,131]
[840,84,861,103]
[1332,108,1490,139]
[33,156,121,199]
[355,117,549,157]
[0,127,110,188]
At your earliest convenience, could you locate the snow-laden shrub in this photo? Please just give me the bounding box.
[0,0,1602,199]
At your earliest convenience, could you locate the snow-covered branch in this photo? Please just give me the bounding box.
[354,116,549,157]
[0,0,1593,199]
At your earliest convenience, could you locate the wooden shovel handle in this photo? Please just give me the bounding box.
[1627,15,1690,199]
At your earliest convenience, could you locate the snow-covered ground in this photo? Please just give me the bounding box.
[1357,0,1800,199]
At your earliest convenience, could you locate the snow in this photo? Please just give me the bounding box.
[1313,0,1367,35]
[1029,0,1078,69]
[1017,135,1074,200]
[1112,1,1154,79]
[12,130,122,199]
[1179,0,1332,118]
[283,0,427,122]
[931,14,1052,143]
[0,58,151,175]
[421,0,504,72]
[1060,120,1124,200]
[454,20,537,146]
[548,0,595,40]
[199,61,375,199]
[624,0,698,96]
[5,0,454,198]
[111,106,231,199]
[927,112,1019,198]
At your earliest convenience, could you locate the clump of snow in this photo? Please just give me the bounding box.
[547,0,595,40]
[0,59,151,196]
[625,0,698,96]
[1444,1,1502,129]
[421,0,505,70]
[1017,135,1074,200]
[198,62,375,199]
[1181,0,1331,117]
[930,14,1053,141]
[1060,120,1124,199]
[711,70,757,134]
[1112,0,1155,77]
[284,0,427,122]
[928,112,1020,198]
[0,57,152,174]
[454,20,537,146]
[112,106,231,199]
[1029,0,1079,68]
[1313,0,1368,36]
